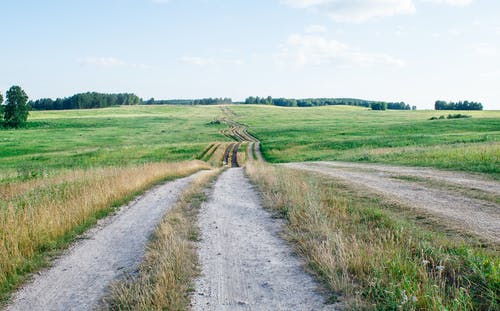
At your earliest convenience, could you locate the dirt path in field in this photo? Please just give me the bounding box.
[5,171,207,311]
[286,162,500,244]
[219,106,264,163]
[192,168,329,310]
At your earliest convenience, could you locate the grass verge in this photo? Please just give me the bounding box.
[103,168,222,310]
[246,162,499,310]
[0,160,210,303]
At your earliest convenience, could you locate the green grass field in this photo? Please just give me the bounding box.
[0,105,228,182]
[2,104,499,181]
[230,105,500,177]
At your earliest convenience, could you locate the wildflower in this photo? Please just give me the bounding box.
[411,296,417,303]
[422,259,430,265]
[436,265,445,271]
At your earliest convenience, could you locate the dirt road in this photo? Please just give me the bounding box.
[285,162,500,244]
[5,172,206,311]
[192,168,329,310]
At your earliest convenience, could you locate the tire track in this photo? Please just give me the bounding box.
[5,172,206,311]
[231,143,241,167]
[219,107,264,163]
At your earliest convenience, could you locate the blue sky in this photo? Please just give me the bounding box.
[1,0,499,109]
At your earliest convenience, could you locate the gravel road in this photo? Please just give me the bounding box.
[192,168,329,311]
[5,172,205,311]
[312,161,500,195]
[285,162,500,244]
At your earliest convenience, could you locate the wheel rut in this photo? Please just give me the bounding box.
[192,168,329,311]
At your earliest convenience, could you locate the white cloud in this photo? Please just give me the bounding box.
[77,57,147,69]
[277,33,405,67]
[282,0,475,22]
[480,69,500,78]
[179,56,244,66]
[305,24,328,33]
[420,0,474,6]
[474,43,497,56]
[282,0,331,8]
[281,0,416,22]
[180,56,216,66]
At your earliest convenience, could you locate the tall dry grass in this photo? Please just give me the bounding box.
[104,168,221,310]
[0,160,209,299]
[246,162,499,310]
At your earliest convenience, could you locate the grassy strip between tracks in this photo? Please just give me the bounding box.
[0,160,210,304]
[104,168,222,310]
[246,161,499,310]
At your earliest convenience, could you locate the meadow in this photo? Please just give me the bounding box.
[1,104,499,308]
[0,105,228,182]
[231,105,500,177]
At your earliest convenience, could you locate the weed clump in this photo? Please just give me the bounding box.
[429,114,471,120]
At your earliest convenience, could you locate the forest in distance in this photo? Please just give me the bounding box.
[26,91,484,111]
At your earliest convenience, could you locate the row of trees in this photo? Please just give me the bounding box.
[244,96,415,110]
[30,92,141,110]
[144,97,233,105]
[1,86,30,128]
[435,100,483,111]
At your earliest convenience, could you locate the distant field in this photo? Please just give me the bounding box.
[231,105,500,177]
[0,105,228,182]
[2,105,498,180]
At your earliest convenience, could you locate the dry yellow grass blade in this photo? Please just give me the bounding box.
[0,160,210,299]
[104,168,221,310]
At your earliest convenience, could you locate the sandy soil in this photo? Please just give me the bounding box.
[285,162,500,244]
[313,161,500,195]
[192,168,329,311]
[5,172,205,311]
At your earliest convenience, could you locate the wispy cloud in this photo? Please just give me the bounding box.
[179,56,216,66]
[305,24,328,33]
[474,43,497,56]
[276,33,405,67]
[281,0,416,22]
[179,56,244,66]
[420,0,474,6]
[77,57,148,69]
[281,0,475,22]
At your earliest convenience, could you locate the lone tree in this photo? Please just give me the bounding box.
[3,86,29,128]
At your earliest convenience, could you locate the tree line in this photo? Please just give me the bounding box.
[435,100,483,111]
[30,92,141,110]
[1,86,30,128]
[143,97,233,105]
[244,96,415,110]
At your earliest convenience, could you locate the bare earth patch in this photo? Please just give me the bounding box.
[5,172,205,311]
[192,168,329,310]
[285,162,500,244]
